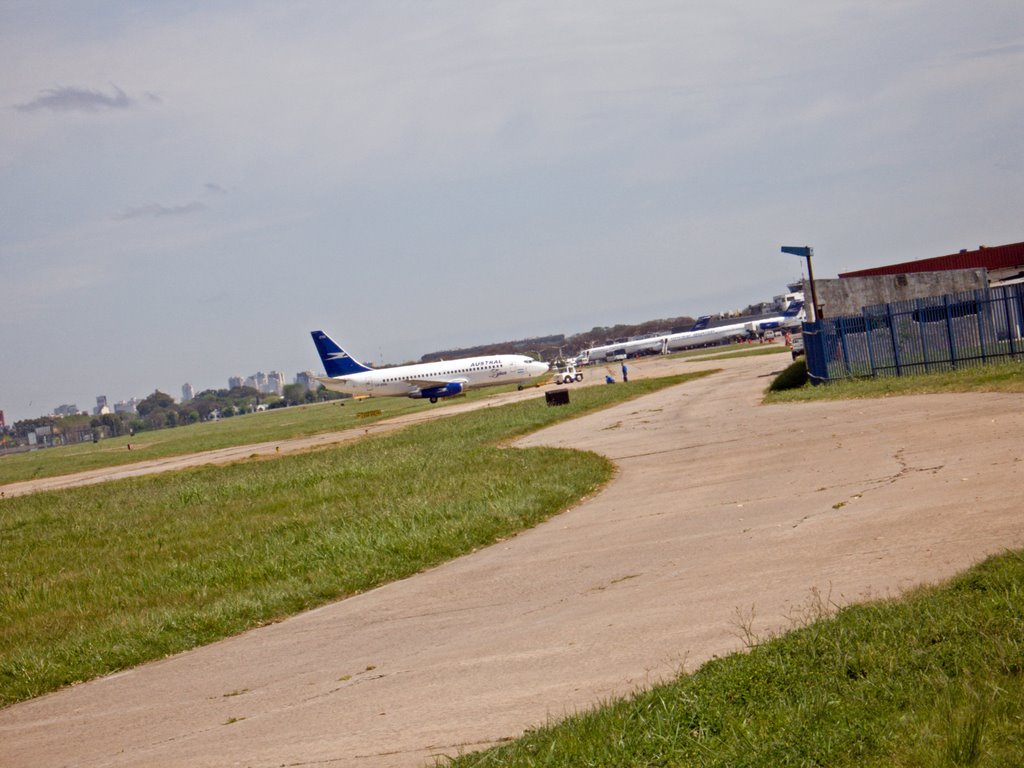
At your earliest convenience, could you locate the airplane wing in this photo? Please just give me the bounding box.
[316,376,352,393]
[405,376,469,388]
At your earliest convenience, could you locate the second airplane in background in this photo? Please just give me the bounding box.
[311,331,550,403]
[579,301,805,364]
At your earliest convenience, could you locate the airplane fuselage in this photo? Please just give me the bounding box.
[580,303,804,362]
[317,354,548,400]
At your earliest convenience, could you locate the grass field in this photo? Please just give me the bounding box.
[681,343,791,362]
[442,550,1024,767]
[0,384,542,487]
[6,357,1022,764]
[765,357,1024,402]
[0,371,710,707]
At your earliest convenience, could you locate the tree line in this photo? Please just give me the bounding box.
[7,385,344,443]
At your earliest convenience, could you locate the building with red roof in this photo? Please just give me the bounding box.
[839,241,1024,286]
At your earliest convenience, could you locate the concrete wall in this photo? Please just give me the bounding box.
[806,268,989,318]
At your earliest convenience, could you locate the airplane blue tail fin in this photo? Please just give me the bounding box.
[783,301,805,318]
[691,315,712,331]
[310,331,373,377]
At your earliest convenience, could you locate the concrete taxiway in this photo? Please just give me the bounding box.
[2,352,1021,767]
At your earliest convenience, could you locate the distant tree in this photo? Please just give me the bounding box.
[191,398,219,420]
[315,387,348,402]
[13,416,60,439]
[136,390,176,417]
[91,412,128,437]
[282,383,305,405]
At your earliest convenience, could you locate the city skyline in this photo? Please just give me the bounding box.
[27,369,320,422]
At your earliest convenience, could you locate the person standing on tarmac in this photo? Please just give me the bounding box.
[621,361,628,382]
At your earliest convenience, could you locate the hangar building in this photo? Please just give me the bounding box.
[807,241,1024,318]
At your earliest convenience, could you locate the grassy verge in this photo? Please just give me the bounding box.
[765,358,1024,403]
[0,383,544,487]
[0,371,710,707]
[442,550,1024,767]
[657,341,791,362]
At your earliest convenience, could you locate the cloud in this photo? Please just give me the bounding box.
[959,40,1024,61]
[115,201,207,220]
[204,182,226,194]
[15,84,141,113]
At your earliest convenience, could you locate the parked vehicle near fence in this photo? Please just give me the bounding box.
[790,334,805,360]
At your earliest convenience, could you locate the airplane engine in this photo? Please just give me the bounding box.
[410,381,465,403]
[442,381,464,397]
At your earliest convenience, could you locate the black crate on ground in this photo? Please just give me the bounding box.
[545,389,570,406]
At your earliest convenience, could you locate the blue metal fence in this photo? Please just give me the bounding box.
[804,283,1024,382]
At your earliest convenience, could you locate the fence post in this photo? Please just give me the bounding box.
[1017,284,1024,356]
[944,294,957,368]
[888,303,902,376]
[917,299,930,373]
[837,317,853,376]
[864,309,878,376]
[1002,286,1017,357]
[804,321,827,382]
[975,289,988,364]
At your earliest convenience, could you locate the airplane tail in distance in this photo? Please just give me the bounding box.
[311,331,373,377]
[783,301,805,317]
[691,315,712,331]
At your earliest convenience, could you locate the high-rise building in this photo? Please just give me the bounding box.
[114,399,139,415]
[295,370,318,393]
[181,382,195,402]
[266,371,285,396]
[94,395,110,416]
[54,404,80,417]
[228,376,244,390]
[245,372,268,392]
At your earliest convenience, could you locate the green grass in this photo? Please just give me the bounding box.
[0,384,541,486]
[653,341,791,362]
[441,550,1024,767]
[765,358,1024,403]
[0,371,710,707]
[683,344,792,362]
[766,359,809,392]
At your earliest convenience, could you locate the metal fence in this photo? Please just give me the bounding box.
[804,283,1024,382]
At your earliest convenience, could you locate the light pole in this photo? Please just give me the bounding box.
[781,245,820,322]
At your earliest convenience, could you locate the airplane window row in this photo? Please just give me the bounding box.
[382,364,502,383]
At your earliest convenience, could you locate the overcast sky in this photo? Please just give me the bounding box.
[2,1,1022,421]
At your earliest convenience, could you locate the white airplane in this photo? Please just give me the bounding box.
[311,330,550,403]
[659,300,805,352]
[578,316,712,364]
[579,301,805,363]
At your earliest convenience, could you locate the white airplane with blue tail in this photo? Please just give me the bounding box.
[311,331,550,403]
[579,301,805,363]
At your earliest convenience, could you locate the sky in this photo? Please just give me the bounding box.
[2,1,1022,422]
